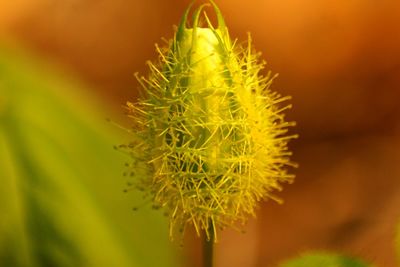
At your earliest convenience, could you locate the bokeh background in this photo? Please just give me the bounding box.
[1,0,400,267]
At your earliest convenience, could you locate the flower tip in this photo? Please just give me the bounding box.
[192,3,211,28]
[177,1,195,39]
[208,0,227,31]
[177,1,228,31]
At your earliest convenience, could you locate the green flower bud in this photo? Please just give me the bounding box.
[123,1,297,241]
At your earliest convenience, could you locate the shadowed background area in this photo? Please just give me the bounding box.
[1,0,399,267]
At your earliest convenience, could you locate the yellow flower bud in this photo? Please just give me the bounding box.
[123,0,297,241]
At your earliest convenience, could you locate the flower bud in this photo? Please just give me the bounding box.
[124,1,297,241]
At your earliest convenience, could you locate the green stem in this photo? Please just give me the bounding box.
[203,222,214,267]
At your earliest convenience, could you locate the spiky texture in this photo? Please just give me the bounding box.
[123,1,297,241]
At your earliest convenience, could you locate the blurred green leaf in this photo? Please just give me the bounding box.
[278,252,374,267]
[0,42,179,267]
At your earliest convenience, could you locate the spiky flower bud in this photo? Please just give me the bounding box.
[123,1,297,241]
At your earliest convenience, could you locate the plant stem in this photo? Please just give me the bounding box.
[203,222,214,267]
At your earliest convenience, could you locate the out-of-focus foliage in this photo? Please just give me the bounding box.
[0,42,178,267]
[278,252,373,267]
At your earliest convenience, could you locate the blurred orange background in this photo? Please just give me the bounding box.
[1,0,399,266]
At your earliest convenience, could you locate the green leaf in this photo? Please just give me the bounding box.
[0,42,179,267]
[278,252,374,267]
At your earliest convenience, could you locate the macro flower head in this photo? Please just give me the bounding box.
[122,0,297,241]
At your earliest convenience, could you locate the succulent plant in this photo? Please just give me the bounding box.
[122,0,297,241]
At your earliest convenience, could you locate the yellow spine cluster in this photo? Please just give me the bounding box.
[122,1,297,241]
